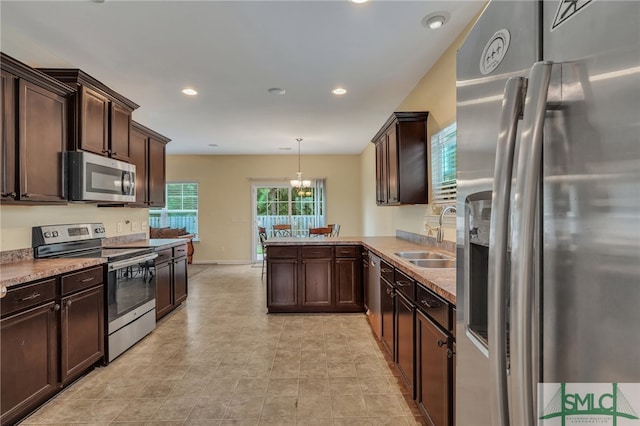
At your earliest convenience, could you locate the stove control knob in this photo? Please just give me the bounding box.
[52,231,59,237]
[44,232,52,238]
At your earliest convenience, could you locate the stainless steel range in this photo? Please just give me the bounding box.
[33,223,158,362]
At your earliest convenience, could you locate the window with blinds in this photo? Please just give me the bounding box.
[430,122,457,205]
[149,182,199,237]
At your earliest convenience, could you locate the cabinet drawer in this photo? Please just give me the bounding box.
[61,266,104,296]
[268,246,298,259]
[1,279,56,317]
[155,248,173,264]
[301,246,332,259]
[380,260,394,283]
[173,244,188,259]
[394,269,415,300]
[415,284,449,330]
[335,246,358,258]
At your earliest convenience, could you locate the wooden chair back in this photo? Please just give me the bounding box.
[308,227,332,237]
[273,224,292,237]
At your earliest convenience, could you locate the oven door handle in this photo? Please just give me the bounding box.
[108,253,158,271]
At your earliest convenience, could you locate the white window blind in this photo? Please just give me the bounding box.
[431,122,457,205]
[149,182,199,237]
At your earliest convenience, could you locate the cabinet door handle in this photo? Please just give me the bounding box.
[80,277,95,283]
[21,193,30,198]
[386,288,393,295]
[437,338,448,347]
[395,280,410,287]
[381,268,392,274]
[18,292,41,302]
[111,152,118,157]
[53,304,61,312]
[0,285,7,298]
[63,299,72,308]
[420,299,440,309]
[447,348,454,359]
[102,149,110,154]
[1,192,16,199]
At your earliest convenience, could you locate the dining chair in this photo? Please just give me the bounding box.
[308,227,332,237]
[258,226,268,278]
[329,224,341,237]
[273,224,292,237]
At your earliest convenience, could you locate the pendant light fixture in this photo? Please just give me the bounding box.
[290,138,312,195]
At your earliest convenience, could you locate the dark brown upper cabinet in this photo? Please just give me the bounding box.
[129,121,170,208]
[38,68,139,162]
[372,111,429,205]
[1,53,74,204]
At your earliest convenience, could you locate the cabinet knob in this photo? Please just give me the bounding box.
[111,152,118,157]
[447,348,455,359]
[0,285,7,298]
[63,299,72,308]
[21,193,30,198]
[53,303,61,312]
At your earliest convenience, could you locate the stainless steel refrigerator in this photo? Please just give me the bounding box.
[455,1,640,425]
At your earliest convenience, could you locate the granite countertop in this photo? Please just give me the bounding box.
[0,258,106,288]
[264,236,457,305]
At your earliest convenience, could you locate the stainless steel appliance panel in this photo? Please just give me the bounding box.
[65,151,136,202]
[456,2,539,425]
[540,0,640,383]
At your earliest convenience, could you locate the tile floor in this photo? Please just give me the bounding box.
[21,264,424,425]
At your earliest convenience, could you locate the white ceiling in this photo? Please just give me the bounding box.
[1,0,484,155]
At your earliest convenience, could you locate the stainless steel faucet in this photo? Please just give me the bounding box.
[437,205,457,242]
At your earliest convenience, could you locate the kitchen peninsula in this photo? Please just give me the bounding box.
[265,234,457,425]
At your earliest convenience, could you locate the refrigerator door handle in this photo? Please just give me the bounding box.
[488,76,526,426]
[511,61,553,426]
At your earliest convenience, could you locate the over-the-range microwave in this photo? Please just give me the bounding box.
[65,151,136,203]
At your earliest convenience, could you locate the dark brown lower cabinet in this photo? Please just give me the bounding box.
[416,309,451,426]
[154,244,189,321]
[267,245,363,313]
[173,256,188,305]
[301,258,332,308]
[60,285,104,385]
[395,291,415,396]
[0,301,58,426]
[1,266,105,425]
[155,260,172,320]
[380,279,395,358]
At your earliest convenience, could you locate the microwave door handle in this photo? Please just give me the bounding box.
[488,76,526,426]
[511,61,553,426]
[122,171,132,195]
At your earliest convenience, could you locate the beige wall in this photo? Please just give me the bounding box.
[166,154,361,263]
[360,16,480,242]
[0,204,149,251]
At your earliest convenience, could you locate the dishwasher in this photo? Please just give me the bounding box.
[367,252,382,340]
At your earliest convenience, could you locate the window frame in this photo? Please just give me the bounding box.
[149,181,199,239]
[430,122,457,205]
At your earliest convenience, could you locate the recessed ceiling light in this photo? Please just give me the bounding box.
[278,147,292,151]
[332,87,347,95]
[422,12,449,30]
[181,88,198,96]
[351,0,368,4]
[268,87,286,95]
[208,143,218,147]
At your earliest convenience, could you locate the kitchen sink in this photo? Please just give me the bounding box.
[394,251,452,260]
[409,258,456,269]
